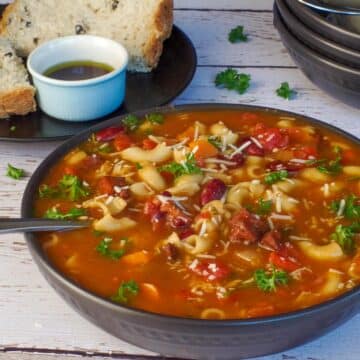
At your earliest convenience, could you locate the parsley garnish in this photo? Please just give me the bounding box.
[10,125,16,132]
[135,162,143,170]
[6,163,25,180]
[96,237,126,260]
[316,147,342,176]
[257,199,273,215]
[331,195,360,219]
[44,207,86,220]
[254,267,289,292]
[330,223,360,254]
[159,153,202,178]
[264,170,288,185]
[228,25,248,43]
[215,68,251,95]
[39,175,90,201]
[145,113,164,125]
[208,136,222,150]
[122,114,142,132]
[98,143,113,154]
[276,82,296,100]
[111,280,139,303]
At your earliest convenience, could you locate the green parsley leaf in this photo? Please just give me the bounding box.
[330,222,360,254]
[98,143,113,154]
[6,163,25,180]
[254,267,289,292]
[145,113,164,125]
[122,114,142,132]
[257,199,273,215]
[208,136,222,150]
[10,125,16,132]
[40,175,90,201]
[228,25,248,43]
[215,68,251,95]
[135,162,143,170]
[276,82,297,100]
[44,207,86,220]
[93,230,105,237]
[96,237,125,260]
[59,175,90,201]
[264,170,288,185]
[111,280,139,303]
[317,147,342,176]
[331,195,360,219]
[159,153,202,178]
[39,184,61,199]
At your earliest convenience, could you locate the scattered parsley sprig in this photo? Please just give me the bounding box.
[96,237,126,260]
[276,82,297,100]
[330,223,360,254]
[215,68,251,95]
[331,194,360,219]
[228,25,248,43]
[7,163,25,180]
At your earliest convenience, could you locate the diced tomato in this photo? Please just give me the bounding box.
[342,149,357,165]
[96,125,125,142]
[244,142,265,157]
[251,123,289,151]
[293,146,318,160]
[160,171,174,184]
[63,166,77,176]
[142,138,157,150]
[96,176,127,195]
[269,244,301,272]
[80,155,102,169]
[189,259,230,282]
[113,134,132,151]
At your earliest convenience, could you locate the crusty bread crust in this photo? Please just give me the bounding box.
[144,0,173,69]
[0,86,36,118]
[0,2,17,36]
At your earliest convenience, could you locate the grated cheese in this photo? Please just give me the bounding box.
[232,140,252,156]
[250,136,263,149]
[206,158,237,166]
[199,221,207,237]
[289,235,311,241]
[270,213,293,221]
[337,199,346,217]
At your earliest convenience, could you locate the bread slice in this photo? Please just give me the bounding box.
[0,0,173,72]
[0,37,36,118]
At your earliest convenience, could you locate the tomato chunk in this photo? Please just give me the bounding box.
[293,146,318,160]
[96,125,125,142]
[96,176,127,196]
[189,259,230,282]
[252,123,289,151]
[114,134,132,151]
[269,244,301,272]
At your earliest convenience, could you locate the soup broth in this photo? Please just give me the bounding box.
[43,61,114,81]
[34,109,360,319]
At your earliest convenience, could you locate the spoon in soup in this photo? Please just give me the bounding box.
[0,218,89,234]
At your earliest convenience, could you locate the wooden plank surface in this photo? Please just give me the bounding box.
[1,1,360,360]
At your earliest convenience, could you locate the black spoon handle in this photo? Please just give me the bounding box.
[0,218,89,234]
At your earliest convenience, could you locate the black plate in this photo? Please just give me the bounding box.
[0,5,196,141]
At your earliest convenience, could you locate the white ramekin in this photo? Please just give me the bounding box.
[27,35,128,122]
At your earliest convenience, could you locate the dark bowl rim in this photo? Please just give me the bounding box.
[285,0,360,43]
[274,2,360,77]
[22,103,360,327]
[276,0,360,65]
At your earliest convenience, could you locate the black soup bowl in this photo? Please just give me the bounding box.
[21,104,360,360]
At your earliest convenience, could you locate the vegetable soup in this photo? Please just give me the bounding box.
[34,109,360,319]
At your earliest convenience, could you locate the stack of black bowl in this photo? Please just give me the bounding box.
[273,0,360,108]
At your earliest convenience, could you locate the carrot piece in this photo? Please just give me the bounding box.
[121,251,151,266]
[177,126,195,140]
[190,139,218,161]
[114,134,132,151]
[140,283,160,301]
[142,138,157,150]
[63,166,77,176]
[342,149,357,165]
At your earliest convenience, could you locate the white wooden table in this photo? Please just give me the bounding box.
[1,1,360,360]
